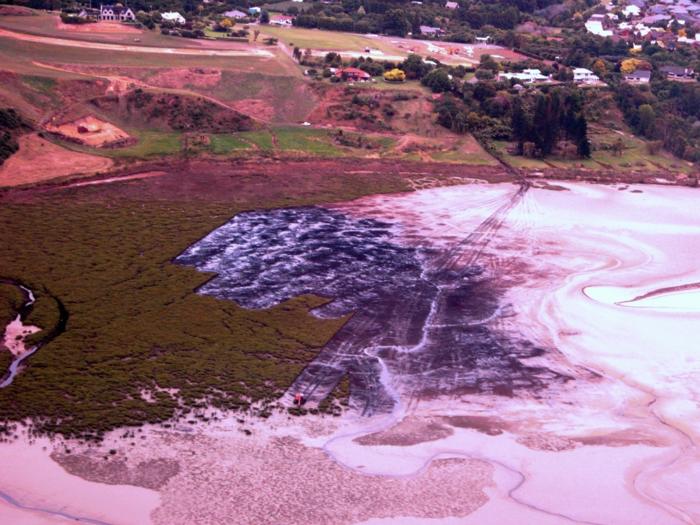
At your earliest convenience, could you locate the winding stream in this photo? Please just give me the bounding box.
[1,283,40,388]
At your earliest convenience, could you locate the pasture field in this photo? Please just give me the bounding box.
[260,25,400,55]
[275,126,345,156]
[209,133,255,154]
[0,34,284,74]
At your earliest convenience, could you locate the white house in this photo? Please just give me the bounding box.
[445,1,459,9]
[573,67,600,83]
[678,33,700,44]
[585,19,613,37]
[499,68,549,83]
[161,11,186,24]
[635,23,652,36]
[623,5,641,17]
[99,5,136,22]
[270,15,294,26]
[249,7,262,15]
[223,9,248,19]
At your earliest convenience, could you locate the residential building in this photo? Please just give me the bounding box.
[335,67,371,81]
[420,25,444,36]
[249,7,262,15]
[660,65,695,79]
[161,11,186,24]
[624,70,651,83]
[270,15,294,26]
[78,7,99,18]
[99,4,136,22]
[499,68,549,83]
[623,5,641,17]
[585,15,613,37]
[223,9,248,19]
[445,1,459,9]
[573,67,600,83]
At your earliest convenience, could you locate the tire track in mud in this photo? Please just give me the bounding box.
[312,183,618,525]
[284,181,534,412]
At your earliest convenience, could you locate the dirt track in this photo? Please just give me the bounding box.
[0,133,113,187]
[0,28,274,57]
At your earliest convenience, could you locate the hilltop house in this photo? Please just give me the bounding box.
[624,69,651,83]
[161,11,186,24]
[99,4,136,22]
[660,65,695,80]
[573,67,600,84]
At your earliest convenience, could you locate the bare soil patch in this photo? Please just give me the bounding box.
[55,20,142,34]
[309,84,439,135]
[147,67,222,89]
[229,98,276,122]
[46,115,130,147]
[0,5,34,15]
[0,133,112,187]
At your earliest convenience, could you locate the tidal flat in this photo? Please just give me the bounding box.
[1,180,699,524]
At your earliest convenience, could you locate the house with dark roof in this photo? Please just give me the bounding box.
[660,65,695,80]
[624,70,651,83]
[420,25,445,36]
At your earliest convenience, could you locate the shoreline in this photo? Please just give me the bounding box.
[1,154,697,193]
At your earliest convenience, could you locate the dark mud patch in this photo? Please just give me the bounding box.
[354,417,454,446]
[443,415,508,436]
[53,453,180,490]
[176,199,571,415]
